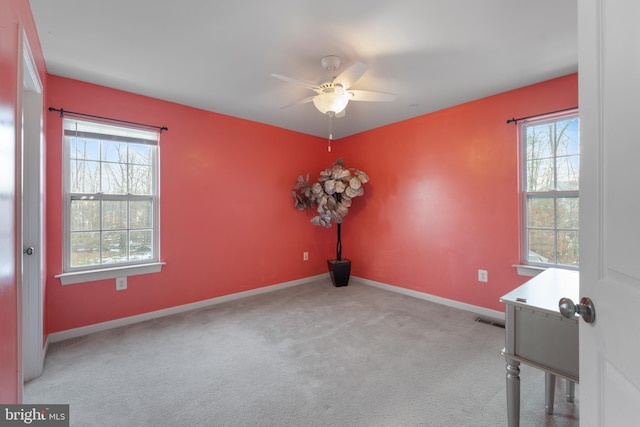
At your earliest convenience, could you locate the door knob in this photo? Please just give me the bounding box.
[559,297,596,324]
[23,246,35,256]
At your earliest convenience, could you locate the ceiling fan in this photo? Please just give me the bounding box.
[271,55,396,117]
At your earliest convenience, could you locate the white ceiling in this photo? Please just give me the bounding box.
[29,0,577,139]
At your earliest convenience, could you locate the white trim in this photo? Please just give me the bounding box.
[519,112,580,268]
[62,117,160,273]
[352,276,505,321]
[48,273,329,342]
[19,26,46,383]
[16,23,25,403]
[48,272,507,343]
[512,264,546,277]
[56,262,166,285]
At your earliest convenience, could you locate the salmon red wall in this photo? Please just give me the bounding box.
[45,76,334,333]
[0,0,48,403]
[0,2,580,402]
[46,73,578,333]
[335,73,578,312]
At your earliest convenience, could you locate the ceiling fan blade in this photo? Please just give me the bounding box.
[271,73,319,91]
[333,62,368,89]
[280,96,315,109]
[349,90,396,102]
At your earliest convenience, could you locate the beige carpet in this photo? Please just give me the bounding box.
[24,278,579,426]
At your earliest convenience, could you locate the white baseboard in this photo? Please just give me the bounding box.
[48,273,330,343]
[352,276,505,322]
[48,273,504,343]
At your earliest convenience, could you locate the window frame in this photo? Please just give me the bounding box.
[56,117,164,285]
[520,110,579,270]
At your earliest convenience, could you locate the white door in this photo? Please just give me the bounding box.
[578,0,640,424]
[18,28,45,382]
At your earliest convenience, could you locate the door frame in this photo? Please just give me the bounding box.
[17,26,45,384]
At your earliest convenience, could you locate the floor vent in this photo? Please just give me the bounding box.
[475,317,505,328]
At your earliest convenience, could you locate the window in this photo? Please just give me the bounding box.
[61,118,160,278]
[521,111,579,268]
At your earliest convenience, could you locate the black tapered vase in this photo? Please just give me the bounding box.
[328,259,351,287]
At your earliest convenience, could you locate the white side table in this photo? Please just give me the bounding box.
[500,268,579,427]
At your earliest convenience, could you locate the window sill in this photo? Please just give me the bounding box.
[56,262,166,285]
[512,264,546,277]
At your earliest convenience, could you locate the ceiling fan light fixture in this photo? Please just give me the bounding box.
[312,92,351,116]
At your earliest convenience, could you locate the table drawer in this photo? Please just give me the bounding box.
[513,306,579,379]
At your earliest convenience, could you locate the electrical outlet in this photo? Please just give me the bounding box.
[116,277,127,291]
[303,252,309,261]
[478,270,488,283]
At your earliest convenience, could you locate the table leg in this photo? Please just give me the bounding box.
[506,357,520,427]
[566,380,575,403]
[545,372,556,414]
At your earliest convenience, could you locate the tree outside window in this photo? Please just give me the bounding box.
[64,118,159,271]
[522,112,579,268]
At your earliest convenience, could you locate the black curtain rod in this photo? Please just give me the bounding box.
[506,106,578,125]
[48,107,168,132]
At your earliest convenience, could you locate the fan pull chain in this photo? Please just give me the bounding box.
[328,115,333,152]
